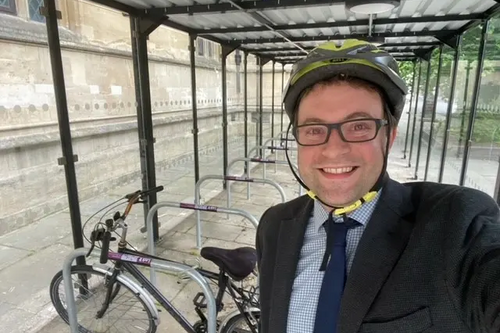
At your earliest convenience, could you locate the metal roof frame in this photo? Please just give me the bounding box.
[88,0,500,63]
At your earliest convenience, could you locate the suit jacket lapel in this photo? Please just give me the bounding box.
[269,197,314,333]
[339,179,415,333]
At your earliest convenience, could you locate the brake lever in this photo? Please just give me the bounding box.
[87,228,100,257]
[124,190,141,200]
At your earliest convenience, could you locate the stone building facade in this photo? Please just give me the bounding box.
[0,0,290,235]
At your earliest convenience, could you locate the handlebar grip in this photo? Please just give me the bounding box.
[100,231,111,264]
[141,185,164,197]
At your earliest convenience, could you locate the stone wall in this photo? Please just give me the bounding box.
[0,0,292,235]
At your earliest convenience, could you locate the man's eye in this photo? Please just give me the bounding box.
[306,127,325,135]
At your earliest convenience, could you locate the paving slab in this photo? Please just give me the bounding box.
[0,245,31,271]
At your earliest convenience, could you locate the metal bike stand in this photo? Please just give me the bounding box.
[247,145,298,174]
[61,248,219,333]
[251,130,294,159]
[263,136,297,162]
[146,201,259,272]
[227,157,302,197]
[147,257,218,333]
[194,174,286,221]
[62,248,91,333]
[270,145,297,172]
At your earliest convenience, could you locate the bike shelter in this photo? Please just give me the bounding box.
[38,0,500,331]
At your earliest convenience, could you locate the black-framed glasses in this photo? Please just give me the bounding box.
[294,118,388,146]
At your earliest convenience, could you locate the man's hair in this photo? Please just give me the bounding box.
[294,74,398,129]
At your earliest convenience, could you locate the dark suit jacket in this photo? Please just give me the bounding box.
[256,178,500,333]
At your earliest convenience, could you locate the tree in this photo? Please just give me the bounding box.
[397,18,500,105]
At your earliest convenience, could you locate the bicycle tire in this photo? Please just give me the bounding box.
[220,311,260,333]
[49,264,157,333]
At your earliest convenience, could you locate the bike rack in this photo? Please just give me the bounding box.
[61,248,219,333]
[227,157,303,198]
[255,130,295,156]
[194,174,286,228]
[247,145,298,174]
[146,201,259,268]
[263,136,296,159]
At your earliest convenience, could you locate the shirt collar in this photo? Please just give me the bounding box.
[312,189,383,233]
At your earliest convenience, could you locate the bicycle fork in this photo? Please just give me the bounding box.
[95,268,122,319]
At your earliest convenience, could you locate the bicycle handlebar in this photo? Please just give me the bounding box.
[90,185,164,263]
[100,231,111,264]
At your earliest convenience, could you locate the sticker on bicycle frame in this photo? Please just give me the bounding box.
[108,252,152,265]
[180,202,218,212]
[267,146,287,151]
[250,158,275,164]
[224,176,254,182]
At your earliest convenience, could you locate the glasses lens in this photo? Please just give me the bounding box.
[296,124,328,145]
[341,119,378,142]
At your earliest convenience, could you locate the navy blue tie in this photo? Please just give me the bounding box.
[313,214,358,333]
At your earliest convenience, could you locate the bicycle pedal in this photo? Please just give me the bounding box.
[193,292,207,308]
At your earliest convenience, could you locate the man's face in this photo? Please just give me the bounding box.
[296,82,397,209]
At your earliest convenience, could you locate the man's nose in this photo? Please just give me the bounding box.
[321,128,351,156]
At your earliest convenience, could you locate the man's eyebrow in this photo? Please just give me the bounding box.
[300,117,325,124]
[344,112,374,120]
[299,112,376,124]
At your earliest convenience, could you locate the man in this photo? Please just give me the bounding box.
[255,39,500,333]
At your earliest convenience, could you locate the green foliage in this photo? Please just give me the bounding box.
[448,113,500,144]
[398,17,500,146]
[472,113,500,143]
[398,61,415,93]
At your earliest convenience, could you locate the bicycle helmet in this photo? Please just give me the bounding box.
[282,39,408,216]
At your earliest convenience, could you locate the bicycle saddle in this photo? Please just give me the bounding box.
[200,246,257,281]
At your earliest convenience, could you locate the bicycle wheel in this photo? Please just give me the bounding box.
[49,265,157,333]
[220,311,260,333]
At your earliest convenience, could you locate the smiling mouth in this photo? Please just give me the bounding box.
[321,167,358,174]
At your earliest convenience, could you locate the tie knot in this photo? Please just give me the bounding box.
[323,216,360,246]
[323,215,359,230]
[318,215,359,271]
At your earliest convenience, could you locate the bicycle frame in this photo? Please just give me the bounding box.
[76,187,258,333]
[100,246,258,333]
[105,250,199,332]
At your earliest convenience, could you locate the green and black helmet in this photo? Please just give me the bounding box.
[282,39,408,216]
[283,39,408,123]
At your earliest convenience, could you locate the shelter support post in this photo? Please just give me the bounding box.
[258,56,271,158]
[280,63,285,143]
[495,156,500,205]
[221,44,238,189]
[424,45,444,180]
[413,58,433,179]
[130,16,161,240]
[271,61,275,153]
[189,34,200,184]
[408,60,423,168]
[460,20,490,186]
[438,35,462,182]
[259,57,264,157]
[456,61,472,159]
[244,52,248,176]
[403,60,417,159]
[43,0,85,265]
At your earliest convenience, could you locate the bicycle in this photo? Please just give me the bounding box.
[49,186,260,333]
